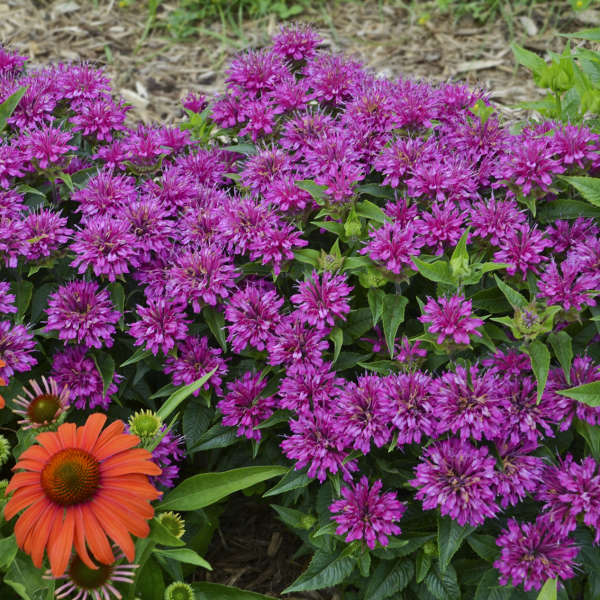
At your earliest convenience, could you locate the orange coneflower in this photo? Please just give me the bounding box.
[4,413,161,576]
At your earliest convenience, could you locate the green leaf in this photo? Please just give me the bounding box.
[271,504,316,530]
[373,535,435,560]
[449,229,470,274]
[12,281,33,321]
[4,552,51,600]
[108,282,125,330]
[153,547,212,570]
[424,563,461,600]
[334,351,372,371]
[574,419,600,459]
[148,518,185,547]
[548,331,573,383]
[0,535,18,570]
[382,295,409,358]
[294,248,321,266]
[537,198,600,222]
[364,559,414,600]
[437,516,475,573]
[159,465,287,511]
[560,175,600,207]
[416,551,433,583]
[295,180,328,205]
[135,556,164,600]
[466,534,499,563]
[120,347,153,367]
[494,275,528,308]
[0,86,27,132]
[263,467,311,497]
[30,282,55,324]
[193,582,276,599]
[368,288,385,327]
[355,199,386,223]
[92,351,115,397]
[203,305,227,351]
[556,381,600,406]
[537,578,557,600]
[282,549,356,593]
[511,42,547,75]
[562,27,600,40]
[223,143,257,155]
[330,327,343,363]
[58,172,74,193]
[524,340,551,403]
[412,258,453,285]
[191,423,238,452]
[156,368,217,421]
[474,569,512,600]
[310,220,345,236]
[182,402,212,451]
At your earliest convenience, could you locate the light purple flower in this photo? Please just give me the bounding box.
[419,295,483,345]
[22,208,72,261]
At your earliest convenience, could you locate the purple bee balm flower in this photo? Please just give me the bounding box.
[390,79,439,129]
[21,125,76,170]
[92,138,129,170]
[238,96,277,141]
[330,476,405,550]
[72,169,137,218]
[537,455,600,542]
[395,336,427,365]
[386,372,437,445]
[335,375,394,453]
[129,298,189,356]
[0,189,25,219]
[0,47,27,73]
[360,221,425,275]
[226,48,288,96]
[122,124,172,168]
[0,142,30,188]
[57,62,111,101]
[291,271,352,330]
[280,110,334,153]
[419,295,483,345]
[419,202,465,256]
[373,137,437,188]
[164,335,228,396]
[211,93,243,128]
[22,208,72,261]
[304,52,364,106]
[469,196,527,246]
[281,407,358,483]
[544,356,600,431]
[70,98,129,141]
[70,215,140,282]
[267,314,329,374]
[240,148,293,196]
[269,74,310,112]
[217,372,276,441]
[264,176,314,213]
[0,216,28,268]
[538,258,600,311]
[552,123,599,169]
[51,345,120,410]
[482,348,531,377]
[181,91,208,113]
[6,75,57,129]
[0,320,37,379]
[249,221,307,276]
[432,366,509,442]
[158,126,192,154]
[272,24,322,62]
[224,283,284,354]
[546,218,598,254]
[0,282,16,314]
[494,440,544,508]
[150,426,186,489]
[494,518,578,592]
[278,361,344,413]
[410,438,499,526]
[167,245,237,311]
[45,280,120,348]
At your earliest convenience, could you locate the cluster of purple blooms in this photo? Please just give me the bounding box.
[0,25,600,593]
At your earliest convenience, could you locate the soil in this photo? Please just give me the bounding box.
[3,1,599,597]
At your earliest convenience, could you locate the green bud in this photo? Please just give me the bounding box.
[358,266,388,288]
[164,582,194,600]
[157,511,186,539]
[128,409,162,440]
[318,250,345,273]
[0,435,10,467]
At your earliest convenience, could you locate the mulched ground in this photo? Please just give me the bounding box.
[3,1,599,596]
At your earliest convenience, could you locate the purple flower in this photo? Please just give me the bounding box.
[304,52,363,106]
[0,47,27,73]
[22,209,72,261]
[57,62,111,101]
[272,24,322,62]
[45,280,120,348]
[164,335,227,396]
[249,221,307,276]
[281,408,357,483]
[226,49,288,96]
[432,366,509,442]
[70,216,139,281]
[386,372,437,445]
[469,197,527,246]
[0,189,25,219]
[494,440,544,508]
[335,375,393,453]
[553,123,599,169]
[494,518,578,592]
[121,124,171,168]
[330,476,405,549]
[51,345,120,410]
[395,336,427,365]
[224,283,284,353]
[263,176,313,213]
[21,125,76,170]
[0,282,17,314]
[241,149,293,196]
[167,245,237,311]
[217,372,276,441]
[538,258,599,311]
[72,169,137,218]
[493,224,552,280]
[0,321,37,379]
[482,348,531,377]
[546,218,598,254]
[181,92,208,113]
[6,75,56,129]
[0,142,30,188]
[374,137,436,188]
[291,271,352,330]
[129,298,189,356]
[150,427,186,489]
[538,455,600,542]
[419,202,465,255]
[70,98,129,141]
[419,295,483,345]
[267,314,329,373]
[0,215,28,267]
[410,438,499,526]
[238,97,277,141]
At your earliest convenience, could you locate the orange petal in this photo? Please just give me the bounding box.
[57,422,77,449]
[14,498,50,545]
[35,431,62,455]
[3,486,41,516]
[24,504,60,568]
[6,472,41,495]
[92,420,124,452]
[102,475,161,500]
[89,501,135,561]
[94,434,141,462]
[0,396,5,409]
[77,414,107,452]
[80,504,114,565]
[48,509,75,576]
[94,496,151,538]
[16,444,50,464]
[102,490,155,520]
[73,505,95,570]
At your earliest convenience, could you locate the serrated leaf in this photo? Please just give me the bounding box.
[355,199,386,223]
[574,419,600,459]
[159,465,287,511]
[282,549,356,593]
[548,330,573,383]
[12,280,33,321]
[437,516,475,573]
[511,42,547,75]
[0,86,27,132]
[466,534,499,563]
[154,547,212,570]
[382,295,409,358]
[556,381,600,406]
[368,288,385,327]
[182,402,212,451]
[295,179,328,205]
[294,248,321,266]
[156,367,217,420]
[92,351,115,398]
[424,563,461,600]
[203,305,227,351]
[412,257,453,285]
[192,422,238,451]
[416,551,433,583]
[524,340,551,403]
[263,467,311,497]
[474,569,512,600]
[537,578,557,600]
[330,327,343,363]
[494,275,528,308]
[108,282,125,330]
[364,558,414,600]
[120,347,153,367]
[560,175,600,207]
